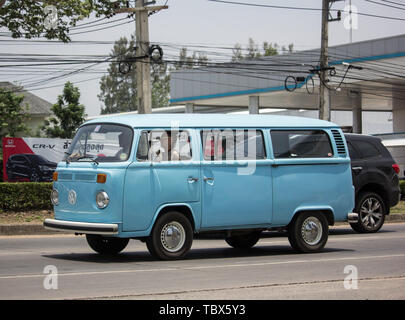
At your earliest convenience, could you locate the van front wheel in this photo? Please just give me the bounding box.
[86,234,129,255]
[288,212,328,253]
[146,212,193,260]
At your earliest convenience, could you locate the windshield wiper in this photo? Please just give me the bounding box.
[76,155,99,165]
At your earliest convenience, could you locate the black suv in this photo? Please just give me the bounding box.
[6,154,57,182]
[345,134,401,233]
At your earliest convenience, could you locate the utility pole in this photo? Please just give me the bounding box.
[115,1,168,114]
[319,0,330,121]
[319,0,342,121]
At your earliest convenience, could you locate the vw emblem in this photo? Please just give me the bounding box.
[68,190,77,205]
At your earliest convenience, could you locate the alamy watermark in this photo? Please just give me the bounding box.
[43,265,58,290]
[343,265,358,290]
[343,5,359,31]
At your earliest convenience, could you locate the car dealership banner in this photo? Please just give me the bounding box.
[2,137,72,182]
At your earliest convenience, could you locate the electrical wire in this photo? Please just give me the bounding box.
[207,0,405,22]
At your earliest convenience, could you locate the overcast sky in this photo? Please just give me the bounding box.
[1,0,405,116]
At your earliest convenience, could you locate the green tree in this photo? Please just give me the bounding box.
[99,35,174,114]
[0,0,131,42]
[98,36,137,114]
[176,47,208,70]
[0,87,31,156]
[41,81,86,139]
[151,62,171,109]
[231,39,294,61]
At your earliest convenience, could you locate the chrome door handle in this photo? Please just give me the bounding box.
[352,166,363,171]
[203,176,213,182]
[187,177,199,183]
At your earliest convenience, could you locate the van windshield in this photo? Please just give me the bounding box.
[65,124,133,163]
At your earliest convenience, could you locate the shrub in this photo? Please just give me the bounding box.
[0,182,52,212]
[400,180,405,200]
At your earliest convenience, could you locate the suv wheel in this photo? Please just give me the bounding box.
[350,192,386,233]
[30,171,40,182]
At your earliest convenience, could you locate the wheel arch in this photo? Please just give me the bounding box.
[152,203,196,232]
[289,208,335,227]
[356,183,389,215]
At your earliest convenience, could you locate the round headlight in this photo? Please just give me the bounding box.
[51,189,59,206]
[96,191,109,209]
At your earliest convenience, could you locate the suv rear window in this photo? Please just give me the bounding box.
[271,130,333,159]
[352,140,381,159]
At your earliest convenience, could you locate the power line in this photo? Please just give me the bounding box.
[364,0,405,10]
[207,0,405,22]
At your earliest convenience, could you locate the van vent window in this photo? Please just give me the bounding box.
[331,130,347,155]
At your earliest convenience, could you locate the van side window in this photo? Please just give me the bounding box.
[271,130,333,158]
[201,129,266,161]
[136,130,192,162]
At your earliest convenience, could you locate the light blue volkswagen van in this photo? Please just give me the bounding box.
[44,114,357,260]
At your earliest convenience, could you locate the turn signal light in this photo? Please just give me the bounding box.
[52,172,58,181]
[97,173,107,184]
[392,164,400,175]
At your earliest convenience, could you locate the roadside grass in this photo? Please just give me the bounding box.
[0,201,404,224]
[0,210,54,224]
[391,200,405,215]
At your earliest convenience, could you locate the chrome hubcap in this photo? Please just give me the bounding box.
[301,217,323,245]
[360,197,383,229]
[160,221,186,252]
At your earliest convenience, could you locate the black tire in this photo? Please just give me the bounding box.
[288,212,329,253]
[350,192,386,233]
[86,234,129,255]
[146,212,193,260]
[30,170,40,182]
[225,231,261,249]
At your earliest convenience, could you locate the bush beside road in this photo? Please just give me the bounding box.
[0,201,404,236]
[0,181,403,235]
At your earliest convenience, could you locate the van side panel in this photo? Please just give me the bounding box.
[271,159,354,226]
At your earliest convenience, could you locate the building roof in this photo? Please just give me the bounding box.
[170,34,405,112]
[84,113,339,129]
[0,82,52,116]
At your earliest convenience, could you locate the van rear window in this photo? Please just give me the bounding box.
[271,130,333,159]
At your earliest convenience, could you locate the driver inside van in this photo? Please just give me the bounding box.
[150,131,180,161]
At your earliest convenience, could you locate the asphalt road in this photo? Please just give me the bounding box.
[0,223,405,300]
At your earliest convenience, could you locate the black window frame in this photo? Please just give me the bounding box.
[270,129,334,159]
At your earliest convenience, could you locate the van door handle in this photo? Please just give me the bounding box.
[203,176,214,185]
[187,177,199,183]
[352,166,363,171]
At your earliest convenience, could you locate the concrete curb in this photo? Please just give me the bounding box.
[1,213,405,236]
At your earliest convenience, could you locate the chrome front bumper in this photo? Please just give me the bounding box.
[347,212,359,224]
[43,219,118,235]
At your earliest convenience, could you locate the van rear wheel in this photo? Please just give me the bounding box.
[146,212,193,260]
[225,231,261,249]
[86,234,129,255]
[288,212,328,253]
